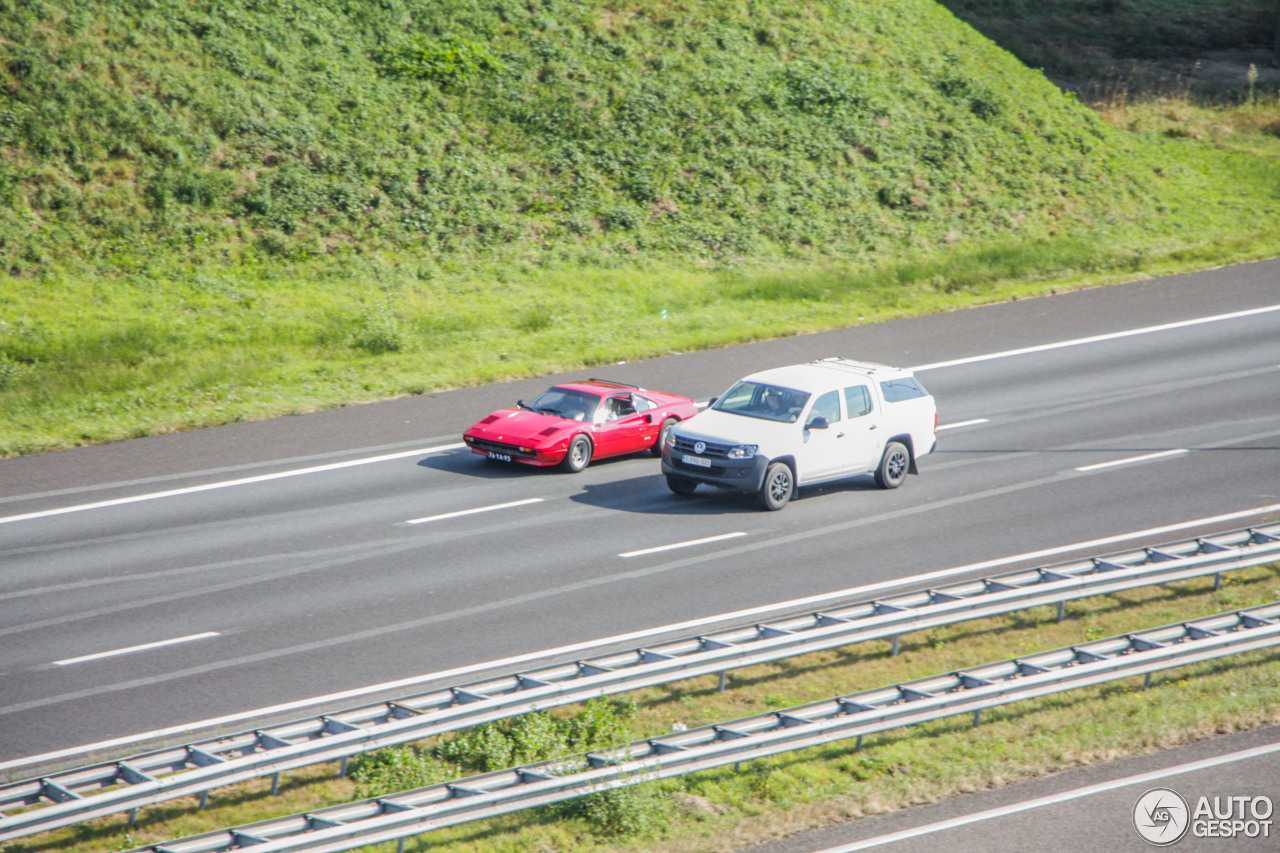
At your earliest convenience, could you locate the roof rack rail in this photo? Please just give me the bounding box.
[809,357,888,374]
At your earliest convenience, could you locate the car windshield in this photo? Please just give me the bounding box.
[526,387,601,422]
[711,381,809,423]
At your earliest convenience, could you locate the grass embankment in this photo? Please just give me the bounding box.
[2,0,1279,457]
[11,564,1279,853]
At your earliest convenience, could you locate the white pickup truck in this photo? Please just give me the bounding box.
[660,358,937,510]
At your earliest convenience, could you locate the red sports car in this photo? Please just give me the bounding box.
[463,379,700,472]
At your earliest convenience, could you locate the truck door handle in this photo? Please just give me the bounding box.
[869,424,877,430]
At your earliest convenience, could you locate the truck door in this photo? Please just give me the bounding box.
[840,383,882,473]
[795,390,845,483]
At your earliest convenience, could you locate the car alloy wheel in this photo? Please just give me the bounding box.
[652,417,678,457]
[560,434,593,473]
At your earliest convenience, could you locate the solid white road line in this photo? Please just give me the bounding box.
[812,741,1280,852]
[6,303,1275,526]
[0,443,466,526]
[619,532,748,558]
[908,303,1280,372]
[405,498,544,525]
[1075,449,1189,472]
[6,501,1279,775]
[937,418,989,431]
[53,632,221,667]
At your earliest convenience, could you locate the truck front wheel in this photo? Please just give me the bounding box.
[758,462,794,510]
[667,476,698,495]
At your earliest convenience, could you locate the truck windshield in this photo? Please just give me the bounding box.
[712,381,809,423]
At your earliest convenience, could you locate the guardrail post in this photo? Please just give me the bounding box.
[972,710,981,727]
[127,808,138,827]
[718,672,727,692]
[1056,602,1065,622]
[1214,572,1223,591]
[396,839,405,853]
[891,635,900,656]
[271,773,280,796]
[198,791,209,810]
[340,757,349,778]
[1144,673,1152,689]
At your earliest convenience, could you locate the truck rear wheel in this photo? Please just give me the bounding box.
[874,441,909,489]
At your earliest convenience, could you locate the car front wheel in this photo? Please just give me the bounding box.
[758,462,793,511]
[874,441,910,489]
[560,434,593,473]
[651,417,678,457]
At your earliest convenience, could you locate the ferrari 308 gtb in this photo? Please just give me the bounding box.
[462,379,700,472]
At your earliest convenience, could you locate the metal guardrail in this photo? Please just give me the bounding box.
[2,524,1278,842]
[124,602,1280,853]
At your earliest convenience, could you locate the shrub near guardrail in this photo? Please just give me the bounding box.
[351,697,670,838]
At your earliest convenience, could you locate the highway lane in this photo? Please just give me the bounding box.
[1,260,1278,771]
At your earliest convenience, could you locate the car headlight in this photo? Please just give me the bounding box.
[664,429,678,447]
[728,444,757,459]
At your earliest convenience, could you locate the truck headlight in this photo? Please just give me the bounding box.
[728,444,757,459]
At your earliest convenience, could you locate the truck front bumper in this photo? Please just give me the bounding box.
[661,447,769,492]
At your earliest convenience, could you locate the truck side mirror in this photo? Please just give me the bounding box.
[806,415,829,430]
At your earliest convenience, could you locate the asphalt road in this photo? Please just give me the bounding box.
[1,259,1278,774]
[738,725,1280,853]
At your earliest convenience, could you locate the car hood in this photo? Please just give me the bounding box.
[672,409,800,449]
[465,409,582,443]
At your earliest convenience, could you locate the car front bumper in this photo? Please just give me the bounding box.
[463,434,565,466]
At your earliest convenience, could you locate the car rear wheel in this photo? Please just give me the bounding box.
[560,434,593,473]
[874,441,910,489]
[758,462,793,511]
[667,475,698,495]
[651,417,678,457]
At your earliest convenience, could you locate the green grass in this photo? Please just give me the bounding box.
[10,564,1278,853]
[3,0,1280,457]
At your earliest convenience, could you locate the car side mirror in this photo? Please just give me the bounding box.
[517,399,526,409]
[806,415,829,430]
[708,397,718,407]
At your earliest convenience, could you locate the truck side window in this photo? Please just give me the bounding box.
[843,385,873,418]
[811,390,841,424]
[880,378,928,402]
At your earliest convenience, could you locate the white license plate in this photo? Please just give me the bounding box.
[488,452,513,462]
[682,454,712,468]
